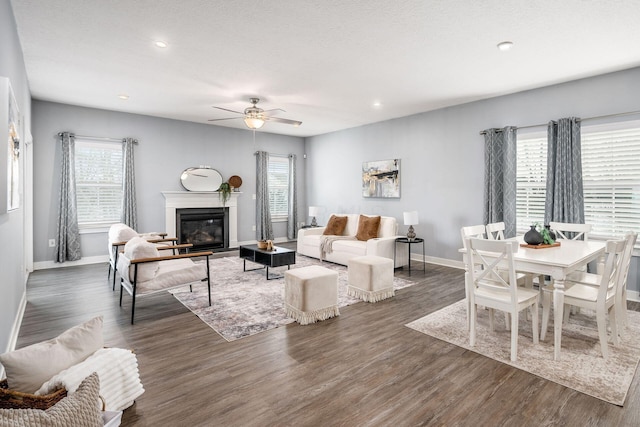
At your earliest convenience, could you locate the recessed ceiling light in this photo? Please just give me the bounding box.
[497,41,514,51]
[154,40,168,48]
[373,101,382,107]
[118,94,129,100]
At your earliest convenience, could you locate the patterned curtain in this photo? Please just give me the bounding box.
[287,154,298,240]
[482,126,517,238]
[121,138,137,229]
[544,117,584,225]
[55,132,81,262]
[256,151,273,240]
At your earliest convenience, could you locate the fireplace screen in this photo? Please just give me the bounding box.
[176,207,229,251]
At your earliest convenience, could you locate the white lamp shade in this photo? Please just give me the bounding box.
[403,211,419,226]
[309,206,319,217]
[244,117,265,129]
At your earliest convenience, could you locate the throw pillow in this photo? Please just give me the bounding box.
[0,373,102,427]
[355,215,381,241]
[110,223,137,243]
[123,236,160,282]
[0,316,104,394]
[323,215,348,236]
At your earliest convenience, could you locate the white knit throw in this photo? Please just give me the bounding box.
[319,235,357,260]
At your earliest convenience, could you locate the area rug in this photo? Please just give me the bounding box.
[406,300,640,405]
[170,255,412,342]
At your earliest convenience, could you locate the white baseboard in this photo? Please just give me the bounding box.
[34,255,109,271]
[627,290,640,303]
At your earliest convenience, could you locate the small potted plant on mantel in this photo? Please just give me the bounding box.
[217,182,231,206]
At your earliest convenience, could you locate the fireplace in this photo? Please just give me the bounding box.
[176,208,229,251]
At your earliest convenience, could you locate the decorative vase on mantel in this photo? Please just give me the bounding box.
[524,225,544,245]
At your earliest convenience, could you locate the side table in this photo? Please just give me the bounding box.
[394,237,425,274]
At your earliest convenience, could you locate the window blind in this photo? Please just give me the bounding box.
[268,155,289,219]
[75,140,123,228]
[516,133,547,234]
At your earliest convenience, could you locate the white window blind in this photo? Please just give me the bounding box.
[516,132,547,234]
[75,139,123,228]
[582,122,640,242]
[516,120,640,248]
[268,155,289,220]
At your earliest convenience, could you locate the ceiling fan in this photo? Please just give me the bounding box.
[209,97,302,129]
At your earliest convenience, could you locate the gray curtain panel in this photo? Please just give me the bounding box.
[55,132,81,262]
[121,137,137,229]
[287,154,298,240]
[544,117,584,225]
[483,126,517,237]
[256,151,274,240]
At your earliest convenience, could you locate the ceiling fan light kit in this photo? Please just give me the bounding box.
[244,116,265,129]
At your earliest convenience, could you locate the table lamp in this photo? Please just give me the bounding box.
[403,211,418,240]
[309,206,319,227]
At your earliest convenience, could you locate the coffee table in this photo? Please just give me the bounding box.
[239,244,296,280]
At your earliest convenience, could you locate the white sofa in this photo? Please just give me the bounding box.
[297,214,407,267]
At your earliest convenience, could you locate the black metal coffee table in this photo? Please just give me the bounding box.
[239,244,296,280]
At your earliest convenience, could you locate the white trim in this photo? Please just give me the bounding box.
[627,290,640,303]
[408,254,464,270]
[2,290,27,378]
[34,255,108,271]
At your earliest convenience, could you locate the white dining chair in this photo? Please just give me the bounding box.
[540,238,626,358]
[486,221,540,288]
[616,232,638,334]
[466,237,540,362]
[549,222,592,241]
[461,225,487,329]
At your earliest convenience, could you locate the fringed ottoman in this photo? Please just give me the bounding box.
[284,265,340,325]
[347,255,395,302]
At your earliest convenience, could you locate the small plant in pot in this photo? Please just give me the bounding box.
[218,182,231,206]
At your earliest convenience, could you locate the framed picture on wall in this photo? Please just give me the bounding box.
[362,159,400,198]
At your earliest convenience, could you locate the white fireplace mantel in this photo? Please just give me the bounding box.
[162,191,240,248]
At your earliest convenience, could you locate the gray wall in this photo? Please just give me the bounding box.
[32,101,305,262]
[305,67,640,294]
[0,0,32,352]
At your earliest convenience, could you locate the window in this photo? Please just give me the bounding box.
[74,140,123,229]
[268,155,290,220]
[516,120,640,248]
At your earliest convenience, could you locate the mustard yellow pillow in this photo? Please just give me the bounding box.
[323,215,348,236]
[355,215,381,241]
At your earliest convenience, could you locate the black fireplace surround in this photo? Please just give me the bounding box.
[176,207,229,252]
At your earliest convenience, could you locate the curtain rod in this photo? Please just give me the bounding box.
[57,132,138,144]
[253,151,291,157]
[478,109,640,135]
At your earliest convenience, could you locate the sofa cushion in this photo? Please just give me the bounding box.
[323,215,348,236]
[109,223,138,244]
[355,215,381,241]
[0,373,103,427]
[0,317,104,393]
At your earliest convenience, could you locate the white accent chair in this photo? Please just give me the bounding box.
[108,223,179,290]
[465,237,540,362]
[549,221,592,241]
[540,238,626,358]
[117,237,213,324]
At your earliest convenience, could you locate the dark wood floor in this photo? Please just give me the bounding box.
[17,246,640,426]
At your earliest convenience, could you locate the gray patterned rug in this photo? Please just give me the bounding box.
[170,255,412,342]
[406,300,640,406]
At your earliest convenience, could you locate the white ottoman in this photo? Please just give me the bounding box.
[347,255,395,302]
[284,265,340,325]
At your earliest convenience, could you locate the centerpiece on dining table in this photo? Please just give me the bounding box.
[522,223,560,248]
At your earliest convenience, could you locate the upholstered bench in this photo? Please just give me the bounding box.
[347,255,394,302]
[284,266,339,325]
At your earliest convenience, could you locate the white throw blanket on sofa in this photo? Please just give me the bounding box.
[319,235,357,260]
[35,347,145,411]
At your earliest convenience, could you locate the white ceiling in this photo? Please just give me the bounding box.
[10,0,640,137]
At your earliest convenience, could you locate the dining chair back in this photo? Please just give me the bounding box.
[485,222,506,240]
[465,237,539,361]
[549,222,592,241]
[616,231,638,334]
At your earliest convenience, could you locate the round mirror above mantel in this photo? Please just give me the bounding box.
[180,167,223,192]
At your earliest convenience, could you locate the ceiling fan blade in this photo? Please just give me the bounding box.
[265,116,302,126]
[212,106,244,114]
[208,117,241,122]
[262,108,286,116]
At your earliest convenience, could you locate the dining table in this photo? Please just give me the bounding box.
[461,236,607,360]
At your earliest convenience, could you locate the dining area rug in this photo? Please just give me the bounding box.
[406,300,640,406]
[170,255,412,342]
